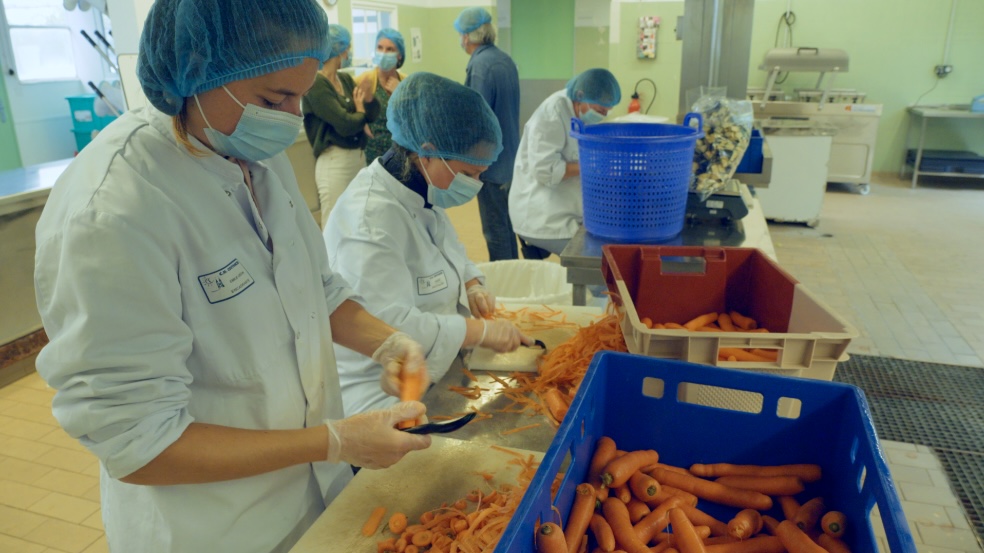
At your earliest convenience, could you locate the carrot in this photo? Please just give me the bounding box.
[690,463,822,483]
[678,504,729,537]
[653,526,711,543]
[668,507,707,553]
[777,496,800,521]
[544,387,571,422]
[684,312,718,331]
[633,496,683,543]
[793,497,825,531]
[717,313,736,332]
[821,510,846,538]
[404,545,419,553]
[602,498,652,553]
[626,499,651,523]
[705,536,785,553]
[775,520,826,553]
[589,438,618,486]
[727,509,763,540]
[649,467,773,511]
[642,317,654,329]
[397,362,426,429]
[717,348,772,362]
[377,538,397,553]
[363,506,387,537]
[652,485,699,507]
[698,324,722,332]
[613,483,632,504]
[537,522,568,553]
[714,475,805,496]
[602,450,659,488]
[817,533,852,553]
[411,530,433,547]
[760,515,781,535]
[653,323,666,330]
[664,322,686,330]
[388,512,408,534]
[703,536,737,545]
[729,311,757,330]
[749,349,778,361]
[565,483,597,553]
[590,514,617,552]
[628,471,661,501]
[652,463,691,476]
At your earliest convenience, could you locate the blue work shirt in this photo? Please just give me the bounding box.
[465,44,520,184]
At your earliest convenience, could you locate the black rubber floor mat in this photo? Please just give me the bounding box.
[834,354,984,547]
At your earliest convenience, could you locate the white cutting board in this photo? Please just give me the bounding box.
[467,303,605,372]
[289,437,543,553]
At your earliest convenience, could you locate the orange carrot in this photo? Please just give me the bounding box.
[775,520,826,552]
[651,463,691,476]
[377,538,397,553]
[684,312,719,331]
[821,511,846,538]
[705,536,785,553]
[653,323,666,330]
[690,463,822,483]
[777,496,800,521]
[668,507,707,553]
[641,317,654,329]
[793,497,825,531]
[629,471,661,501]
[749,349,778,361]
[714,475,805,496]
[703,536,738,545]
[760,515,781,535]
[653,525,712,543]
[626,499,651,523]
[817,533,852,553]
[589,514,617,552]
[664,322,686,330]
[633,496,683,543]
[717,313,736,331]
[678,504,729,537]
[363,506,387,537]
[602,450,660,488]
[411,529,433,547]
[613,483,632,504]
[537,522,568,553]
[727,509,763,540]
[404,544,419,553]
[648,485,699,508]
[729,312,757,330]
[388,512,408,534]
[649,467,773,511]
[602,498,652,553]
[698,324,722,332]
[544,387,571,422]
[717,348,772,362]
[397,362,426,429]
[589,437,618,487]
[565,484,597,553]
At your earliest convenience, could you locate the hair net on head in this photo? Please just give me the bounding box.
[454,7,492,34]
[137,0,330,117]
[376,28,405,63]
[327,24,352,60]
[387,72,502,166]
[566,68,622,108]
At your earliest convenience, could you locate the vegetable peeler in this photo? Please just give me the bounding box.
[400,412,477,435]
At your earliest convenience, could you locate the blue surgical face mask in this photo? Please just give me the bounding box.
[580,106,606,125]
[341,51,353,69]
[373,52,399,71]
[195,86,303,162]
[420,157,484,208]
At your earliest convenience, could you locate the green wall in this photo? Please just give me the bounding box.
[394,6,479,81]
[0,76,21,171]
[511,0,574,80]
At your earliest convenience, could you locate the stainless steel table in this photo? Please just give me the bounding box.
[559,197,776,306]
[901,105,984,188]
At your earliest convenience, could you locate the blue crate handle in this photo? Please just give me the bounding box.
[571,117,585,135]
[682,111,703,131]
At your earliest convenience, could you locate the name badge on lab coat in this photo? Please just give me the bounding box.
[417,271,449,296]
[198,259,255,304]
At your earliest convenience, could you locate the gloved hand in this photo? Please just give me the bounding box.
[478,319,531,353]
[466,283,496,319]
[372,332,429,398]
[325,401,432,469]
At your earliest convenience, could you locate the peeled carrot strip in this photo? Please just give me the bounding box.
[717,313,736,331]
[718,348,772,362]
[684,312,718,331]
[362,506,387,537]
[729,311,757,330]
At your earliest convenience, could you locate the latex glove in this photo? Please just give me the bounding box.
[325,401,431,469]
[478,319,531,353]
[372,332,429,397]
[466,283,496,319]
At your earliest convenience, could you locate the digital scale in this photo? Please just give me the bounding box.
[685,179,752,223]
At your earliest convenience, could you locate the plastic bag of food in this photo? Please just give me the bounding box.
[689,88,754,200]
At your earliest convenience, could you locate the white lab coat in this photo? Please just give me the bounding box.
[324,161,482,416]
[509,90,582,240]
[34,107,355,553]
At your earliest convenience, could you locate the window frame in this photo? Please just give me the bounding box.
[350,1,398,70]
[6,24,79,84]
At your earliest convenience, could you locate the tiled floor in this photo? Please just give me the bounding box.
[1,172,981,552]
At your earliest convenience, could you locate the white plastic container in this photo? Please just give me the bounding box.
[476,260,573,305]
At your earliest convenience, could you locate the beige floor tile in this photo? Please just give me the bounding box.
[0,416,58,441]
[0,504,49,537]
[80,511,103,532]
[27,492,99,524]
[888,464,934,486]
[886,448,943,470]
[882,440,919,452]
[1,388,56,408]
[915,545,981,553]
[80,536,108,553]
[0,534,47,553]
[80,485,100,503]
[916,523,981,550]
[900,482,960,508]
[0,479,51,509]
[0,398,20,413]
[3,403,59,427]
[0,456,55,484]
[31,469,99,498]
[37,428,88,453]
[21,518,101,553]
[0,435,53,462]
[33,447,99,474]
[898,500,953,527]
[78,462,100,478]
[945,507,972,531]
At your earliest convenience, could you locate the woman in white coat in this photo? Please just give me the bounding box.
[509,69,621,258]
[324,72,532,417]
[32,2,430,552]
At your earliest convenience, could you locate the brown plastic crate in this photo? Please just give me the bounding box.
[602,245,857,383]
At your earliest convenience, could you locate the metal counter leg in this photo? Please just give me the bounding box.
[572,284,587,307]
[912,117,927,189]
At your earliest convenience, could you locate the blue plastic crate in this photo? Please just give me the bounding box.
[497,352,916,552]
[735,128,764,174]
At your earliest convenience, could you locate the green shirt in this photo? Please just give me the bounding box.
[302,72,380,158]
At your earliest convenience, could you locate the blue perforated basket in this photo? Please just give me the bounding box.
[571,114,703,243]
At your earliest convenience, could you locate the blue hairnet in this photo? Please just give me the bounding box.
[376,28,405,66]
[137,0,330,116]
[387,72,502,166]
[566,68,622,108]
[327,24,351,60]
[454,7,492,34]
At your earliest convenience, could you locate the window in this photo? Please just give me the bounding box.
[351,3,397,68]
[2,0,78,82]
